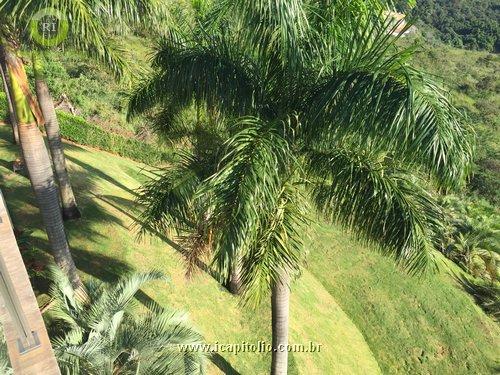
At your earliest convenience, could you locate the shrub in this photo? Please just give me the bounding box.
[57,111,172,165]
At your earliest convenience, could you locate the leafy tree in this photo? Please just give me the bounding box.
[129,2,473,373]
[46,267,207,374]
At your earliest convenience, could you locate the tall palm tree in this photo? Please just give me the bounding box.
[1,40,82,289]
[0,45,19,144]
[129,3,473,374]
[4,0,166,220]
[0,0,166,287]
[46,267,207,374]
[32,53,82,219]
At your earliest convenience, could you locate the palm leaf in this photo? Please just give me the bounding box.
[305,144,442,274]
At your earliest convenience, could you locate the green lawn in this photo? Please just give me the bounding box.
[0,124,380,374]
[0,122,498,374]
[307,223,499,374]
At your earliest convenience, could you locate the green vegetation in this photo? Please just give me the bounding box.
[406,44,499,203]
[46,267,207,374]
[1,90,172,165]
[0,1,498,374]
[58,111,172,165]
[0,124,381,374]
[403,0,500,52]
[25,37,152,136]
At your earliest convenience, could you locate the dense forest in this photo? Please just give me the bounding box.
[401,0,500,52]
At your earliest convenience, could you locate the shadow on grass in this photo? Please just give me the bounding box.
[0,126,244,374]
[211,353,241,375]
[30,234,160,309]
[95,193,223,283]
[453,274,499,320]
[65,150,137,196]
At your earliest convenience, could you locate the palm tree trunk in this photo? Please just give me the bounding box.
[3,46,82,289]
[33,53,81,220]
[229,259,242,294]
[271,271,290,375]
[0,46,20,144]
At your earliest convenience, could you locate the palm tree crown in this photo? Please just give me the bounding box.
[130,5,474,298]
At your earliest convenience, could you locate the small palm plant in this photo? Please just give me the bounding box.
[45,267,207,374]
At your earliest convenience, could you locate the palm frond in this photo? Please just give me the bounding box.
[305,144,442,274]
[198,117,298,295]
[92,0,168,28]
[206,0,309,66]
[47,270,206,374]
[136,150,206,236]
[128,28,259,120]
[304,13,474,189]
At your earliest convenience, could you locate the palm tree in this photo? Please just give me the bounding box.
[32,53,82,219]
[0,0,165,287]
[1,40,82,289]
[129,3,473,374]
[46,267,207,374]
[4,0,166,220]
[0,45,19,144]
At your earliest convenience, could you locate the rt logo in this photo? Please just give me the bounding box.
[29,8,69,47]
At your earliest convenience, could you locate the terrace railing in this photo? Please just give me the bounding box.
[0,189,60,374]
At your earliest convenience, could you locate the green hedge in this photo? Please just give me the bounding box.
[57,111,171,165]
[0,92,7,119]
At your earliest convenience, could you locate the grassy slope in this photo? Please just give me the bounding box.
[0,124,380,374]
[1,124,498,375]
[307,223,499,374]
[0,43,498,374]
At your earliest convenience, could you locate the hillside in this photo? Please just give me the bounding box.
[398,0,499,52]
[307,223,499,374]
[0,109,498,373]
[0,123,381,374]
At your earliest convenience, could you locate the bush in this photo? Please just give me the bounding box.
[57,111,172,165]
